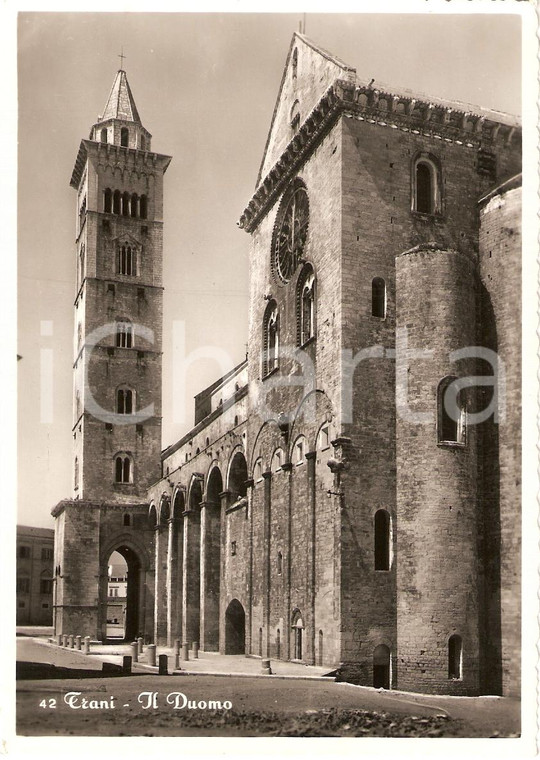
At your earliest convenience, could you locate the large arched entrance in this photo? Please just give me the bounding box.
[105,545,142,642]
[373,644,391,689]
[225,599,245,654]
[201,467,223,650]
[183,478,202,645]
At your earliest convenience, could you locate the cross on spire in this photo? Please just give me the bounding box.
[118,47,126,70]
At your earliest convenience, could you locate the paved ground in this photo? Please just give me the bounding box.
[15,632,521,738]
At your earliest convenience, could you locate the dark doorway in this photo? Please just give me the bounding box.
[373,644,391,689]
[225,599,245,654]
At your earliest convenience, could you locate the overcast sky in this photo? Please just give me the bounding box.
[15,9,524,528]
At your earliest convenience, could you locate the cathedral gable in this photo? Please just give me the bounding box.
[256,33,355,187]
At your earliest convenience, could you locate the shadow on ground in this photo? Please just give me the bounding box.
[16,661,149,680]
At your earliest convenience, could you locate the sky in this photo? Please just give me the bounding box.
[14,9,525,528]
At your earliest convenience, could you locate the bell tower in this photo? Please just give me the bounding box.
[70,67,171,501]
[52,67,171,640]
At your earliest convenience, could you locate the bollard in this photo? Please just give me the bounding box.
[181,642,189,661]
[122,655,132,674]
[174,639,181,656]
[147,644,156,667]
[83,636,90,655]
[261,658,272,675]
[131,642,138,663]
[75,635,82,651]
[137,637,143,655]
[62,634,69,647]
[158,654,168,675]
[57,634,63,646]
[68,635,74,649]
[174,653,181,670]
[192,641,199,659]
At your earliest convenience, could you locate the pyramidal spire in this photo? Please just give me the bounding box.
[100,70,142,125]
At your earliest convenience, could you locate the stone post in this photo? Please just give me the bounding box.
[147,644,156,667]
[83,636,90,655]
[131,642,138,663]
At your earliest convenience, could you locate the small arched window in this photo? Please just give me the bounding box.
[74,457,79,490]
[292,610,304,660]
[374,509,391,571]
[262,301,279,377]
[100,128,107,144]
[448,635,462,679]
[117,387,134,414]
[113,190,121,215]
[412,154,441,215]
[117,243,136,276]
[115,453,132,483]
[438,376,466,445]
[79,244,85,285]
[372,277,386,318]
[292,47,298,79]
[122,192,130,216]
[290,100,300,132]
[277,551,283,575]
[123,514,131,526]
[139,195,147,219]
[116,320,133,348]
[120,127,129,147]
[104,188,112,213]
[130,193,139,218]
[297,265,315,345]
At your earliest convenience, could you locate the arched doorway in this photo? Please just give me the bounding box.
[202,467,223,650]
[291,610,304,661]
[183,478,202,645]
[373,644,391,689]
[225,599,245,654]
[228,451,248,502]
[105,545,142,642]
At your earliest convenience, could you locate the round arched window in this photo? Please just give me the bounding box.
[272,180,309,284]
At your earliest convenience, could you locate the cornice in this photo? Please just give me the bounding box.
[238,79,521,234]
[70,139,173,189]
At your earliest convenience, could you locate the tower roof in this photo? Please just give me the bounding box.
[99,70,142,124]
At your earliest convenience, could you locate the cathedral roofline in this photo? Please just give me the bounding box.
[239,79,521,233]
[70,139,172,189]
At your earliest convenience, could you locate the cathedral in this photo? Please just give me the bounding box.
[52,33,522,697]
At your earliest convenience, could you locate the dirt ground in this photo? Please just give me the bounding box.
[15,636,521,738]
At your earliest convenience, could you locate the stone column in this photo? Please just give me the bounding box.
[282,461,293,661]
[166,515,180,647]
[306,450,317,665]
[182,507,201,646]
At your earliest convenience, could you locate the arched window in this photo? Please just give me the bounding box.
[104,188,112,213]
[74,457,79,489]
[116,320,133,348]
[100,128,107,143]
[292,436,306,466]
[123,514,131,526]
[130,193,138,218]
[229,451,248,500]
[113,190,121,215]
[122,192,130,216]
[374,509,391,571]
[262,301,279,377]
[292,611,304,660]
[115,453,132,483]
[290,100,300,132]
[120,127,129,147]
[277,551,283,575]
[79,244,85,286]
[139,195,147,219]
[412,154,441,215]
[438,376,466,445]
[292,47,298,79]
[448,635,462,679]
[296,265,315,345]
[116,387,134,414]
[117,242,136,276]
[372,277,386,318]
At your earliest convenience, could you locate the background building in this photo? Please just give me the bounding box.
[16,526,54,625]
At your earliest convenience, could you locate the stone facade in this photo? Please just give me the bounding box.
[16,526,54,625]
[53,34,521,697]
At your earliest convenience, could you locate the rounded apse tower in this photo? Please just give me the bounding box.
[395,243,480,695]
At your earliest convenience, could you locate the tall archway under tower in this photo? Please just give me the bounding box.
[200,466,223,650]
